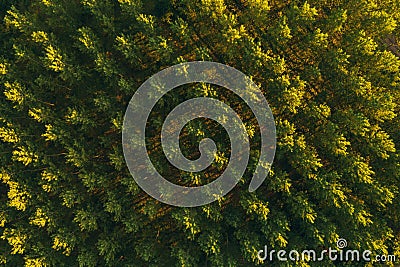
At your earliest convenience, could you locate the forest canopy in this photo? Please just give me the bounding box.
[0,0,399,266]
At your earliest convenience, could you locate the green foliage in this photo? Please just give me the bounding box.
[0,0,399,266]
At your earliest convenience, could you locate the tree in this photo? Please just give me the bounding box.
[0,0,399,266]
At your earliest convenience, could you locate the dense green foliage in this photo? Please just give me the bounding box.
[0,0,399,266]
